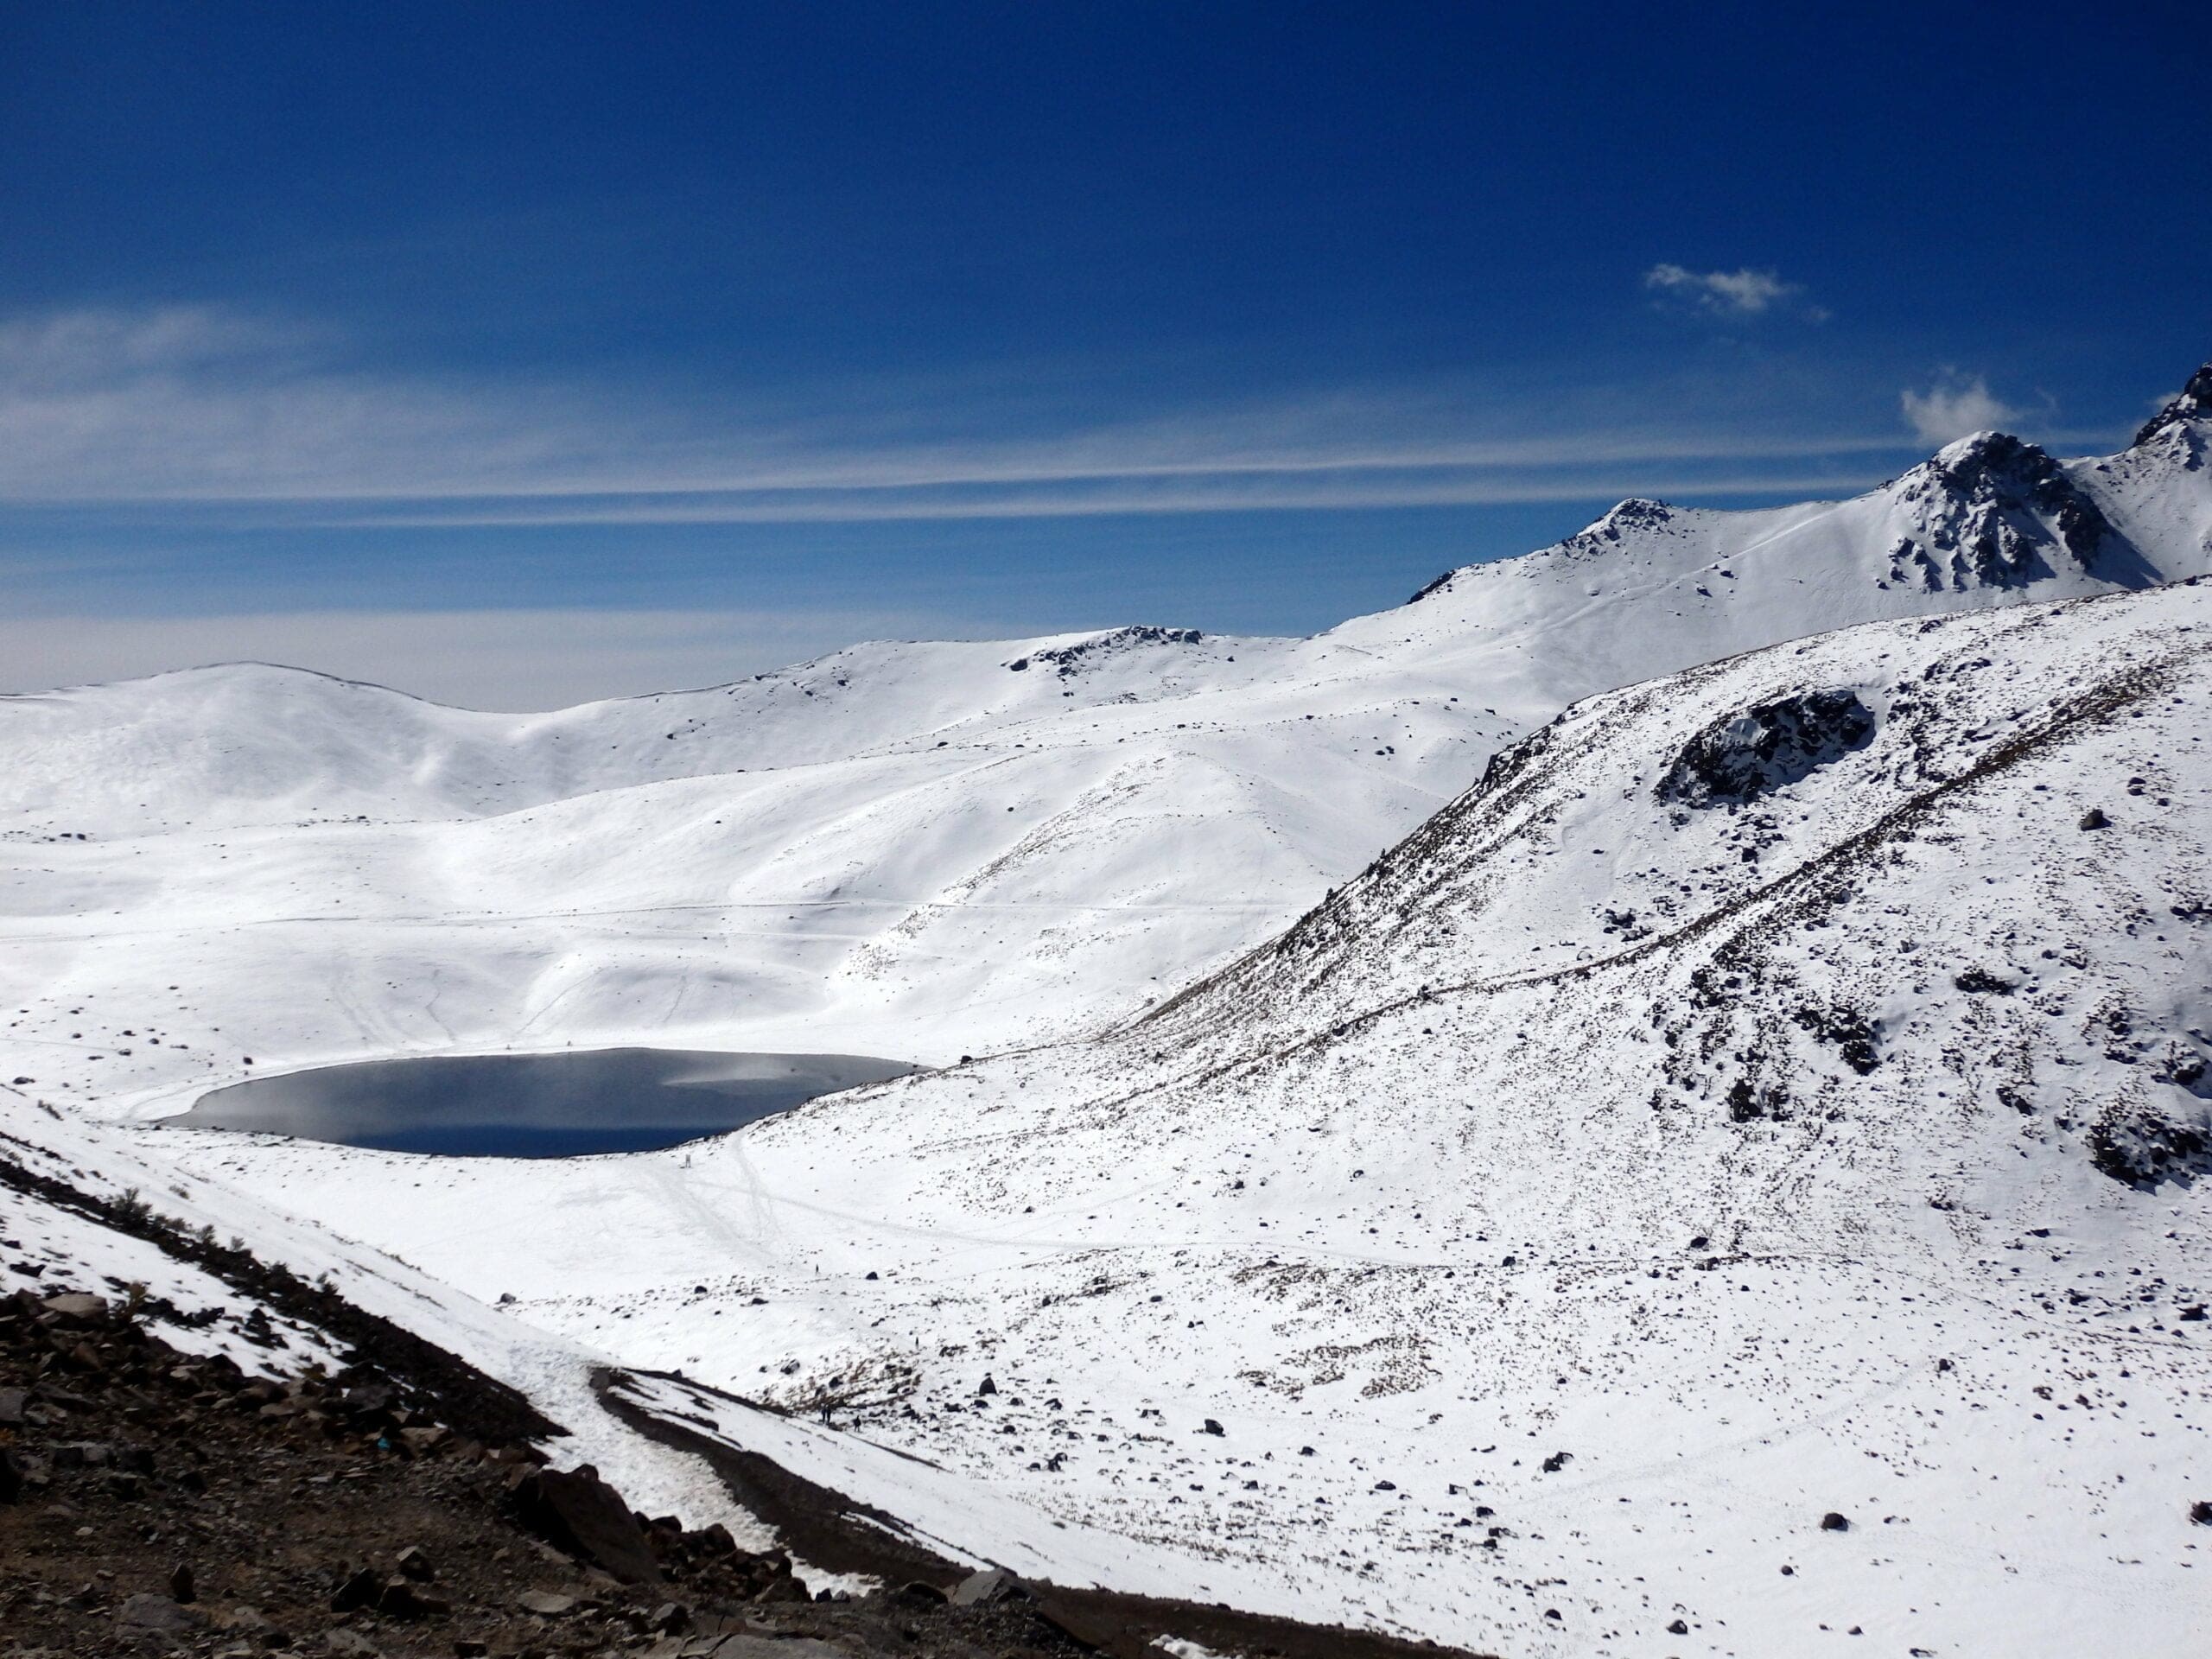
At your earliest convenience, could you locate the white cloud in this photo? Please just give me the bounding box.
[0,303,1916,518]
[1900,374,2024,444]
[1643,264,1809,316]
[0,607,979,711]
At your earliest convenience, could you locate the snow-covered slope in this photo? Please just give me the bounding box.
[137,578,2212,1656]
[5,379,2210,1089]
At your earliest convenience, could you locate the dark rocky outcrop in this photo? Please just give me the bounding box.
[2133,362,2212,447]
[2087,1096,2212,1188]
[1657,690,1876,806]
[512,1464,663,1584]
[1887,432,2133,589]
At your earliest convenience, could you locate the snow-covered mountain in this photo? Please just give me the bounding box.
[133,576,2212,1656]
[4,365,2211,1655]
[5,375,2210,1093]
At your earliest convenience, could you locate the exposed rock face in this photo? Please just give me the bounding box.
[1558,497,1679,557]
[1656,689,1876,806]
[2088,1097,2212,1188]
[1887,432,2131,589]
[1006,625,1205,677]
[2133,361,2212,447]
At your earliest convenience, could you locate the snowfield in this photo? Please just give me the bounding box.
[3,376,2211,1656]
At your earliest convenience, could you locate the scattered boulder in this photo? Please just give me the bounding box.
[329,1567,383,1613]
[376,1575,450,1619]
[512,1464,663,1584]
[116,1592,206,1633]
[950,1567,1020,1606]
[1820,1511,1851,1532]
[1952,967,2017,995]
[2080,807,2111,830]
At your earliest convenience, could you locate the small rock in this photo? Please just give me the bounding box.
[323,1631,380,1657]
[515,1588,579,1617]
[1820,1511,1851,1531]
[169,1562,196,1603]
[376,1576,449,1619]
[216,1605,278,1637]
[2190,1499,2212,1526]
[394,1544,434,1581]
[329,1567,382,1613]
[116,1592,205,1632]
[1200,1418,1225,1436]
[1541,1450,1573,1473]
[893,1580,950,1605]
[2079,807,2110,830]
[1667,1617,1689,1635]
[41,1292,107,1322]
[342,1380,401,1414]
[950,1567,1018,1606]
[0,1385,28,1426]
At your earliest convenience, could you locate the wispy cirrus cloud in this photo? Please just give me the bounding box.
[1899,372,2026,443]
[0,303,1946,524]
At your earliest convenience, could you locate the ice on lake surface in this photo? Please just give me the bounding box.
[172,1048,918,1157]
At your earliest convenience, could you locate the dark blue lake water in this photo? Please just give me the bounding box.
[172,1048,917,1157]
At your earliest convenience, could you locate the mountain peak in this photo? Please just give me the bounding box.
[1919,427,2053,486]
[1888,429,2125,590]
[1554,496,1678,557]
[2132,360,2212,446]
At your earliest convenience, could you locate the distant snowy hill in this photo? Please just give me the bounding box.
[4,372,2209,1089]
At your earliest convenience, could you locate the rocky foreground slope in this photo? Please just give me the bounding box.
[0,1156,1472,1659]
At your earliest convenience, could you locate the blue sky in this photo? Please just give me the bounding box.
[2,2,2205,707]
